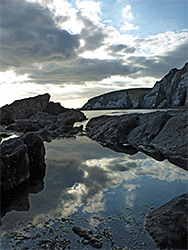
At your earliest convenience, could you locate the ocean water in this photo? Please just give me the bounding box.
[1,110,187,249]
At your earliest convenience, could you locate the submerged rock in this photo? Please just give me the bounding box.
[86,110,188,169]
[72,226,103,249]
[145,193,188,250]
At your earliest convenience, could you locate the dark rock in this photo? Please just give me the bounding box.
[1,154,46,219]
[23,132,45,169]
[133,62,188,108]
[72,226,103,249]
[145,193,188,250]
[0,138,29,192]
[86,111,188,169]
[0,133,45,193]
[0,93,50,125]
[7,119,44,133]
[30,110,86,141]
[1,94,86,141]
[149,112,188,168]
[46,101,67,115]
[82,89,132,110]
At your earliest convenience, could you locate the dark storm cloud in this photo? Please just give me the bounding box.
[0,0,187,88]
[128,41,188,79]
[107,44,136,54]
[15,57,142,84]
[0,0,80,71]
[76,11,107,52]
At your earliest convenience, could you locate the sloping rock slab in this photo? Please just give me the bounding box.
[0,94,50,125]
[145,193,188,250]
[86,111,188,169]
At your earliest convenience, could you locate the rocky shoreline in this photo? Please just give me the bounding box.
[86,110,188,170]
[82,62,188,110]
[0,93,87,220]
[1,94,188,249]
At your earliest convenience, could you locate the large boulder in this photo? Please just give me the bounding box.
[82,90,132,110]
[0,93,50,125]
[0,137,29,192]
[0,133,45,193]
[86,111,188,169]
[145,193,188,250]
[133,62,188,108]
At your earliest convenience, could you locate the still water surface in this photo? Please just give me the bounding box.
[1,110,188,249]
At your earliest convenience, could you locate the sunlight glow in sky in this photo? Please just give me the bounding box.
[0,0,187,108]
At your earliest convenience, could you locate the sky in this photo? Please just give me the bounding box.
[0,0,188,108]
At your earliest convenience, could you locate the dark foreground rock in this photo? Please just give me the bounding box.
[1,93,87,141]
[0,133,45,193]
[0,133,46,219]
[86,110,188,169]
[0,93,50,125]
[145,193,188,250]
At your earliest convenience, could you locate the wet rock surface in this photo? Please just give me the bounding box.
[0,132,46,220]
[145,193,188,250]
[73,225,103,248]
[0,133,45,193]
[86,110,188,169]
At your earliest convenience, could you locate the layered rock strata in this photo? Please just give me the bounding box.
[133,62,188,108]
[81,62,188,110]
[86,110,188,170]
[82,90,132,110]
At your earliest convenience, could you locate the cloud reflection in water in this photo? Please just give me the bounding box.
[1,136,187,234]
[41,137,188,221]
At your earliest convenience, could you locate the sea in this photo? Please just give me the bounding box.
[1,110,188,250]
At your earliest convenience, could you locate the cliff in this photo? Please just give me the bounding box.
[133,62,188,108]
[82,62,188,110]
[82,89,132,110]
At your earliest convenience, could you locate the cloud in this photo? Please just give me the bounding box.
[122,5,133,20]
[76,11,107,52]
[107,44,136,54]
[76,0,102,23]
[128,39,188,78]
[0,0,80,71]
[0,0,187,108]
[121,22,139,31]
[121,4,139,31]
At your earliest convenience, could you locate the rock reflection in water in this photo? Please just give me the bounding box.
[1,136,187,250]
[1,163,46,220]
